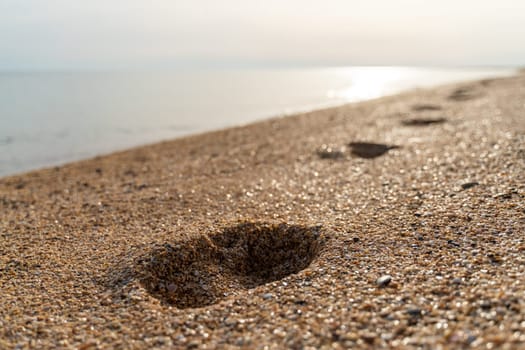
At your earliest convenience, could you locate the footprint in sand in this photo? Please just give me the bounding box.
[348,142,400,159]
[480,79,495,87]
[411,104,442,112]
[448,87,479,101]
[134,222,325,308]
[401,117,447,126]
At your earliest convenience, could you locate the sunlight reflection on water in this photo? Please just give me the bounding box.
[327,67,407,101]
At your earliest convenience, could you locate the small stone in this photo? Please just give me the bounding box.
[361,332,377,344]
[447,240,460,247]
[461,182,479,190]
[381,333,394,341]
[480,301,492,310]
[406,307,422,317]
[376,275,392,287]
[223,317,236,326]
[261,293,273,300]
[167,283,177,293]
[187,340,200,348]
[342,332,359,341]
[451,278,462,285]
[466,335,477,344]
[487,254,502,264]
[317,144,345,159]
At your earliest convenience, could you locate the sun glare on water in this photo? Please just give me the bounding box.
[326,67,412,102]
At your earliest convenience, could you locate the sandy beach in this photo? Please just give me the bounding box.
[1,73,524,349]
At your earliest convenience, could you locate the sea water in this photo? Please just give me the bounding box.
[0,67,515,177]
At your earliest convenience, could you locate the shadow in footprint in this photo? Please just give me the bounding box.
[411,104,442,112]
[448,87,479,101]
[401,118,447,126]
[134,222,325,308]
[348,142,400,159]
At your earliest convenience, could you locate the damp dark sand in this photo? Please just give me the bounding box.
[1,73,524,349]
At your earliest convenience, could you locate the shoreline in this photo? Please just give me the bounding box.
[1,73,524,348]
[0,67,516,179]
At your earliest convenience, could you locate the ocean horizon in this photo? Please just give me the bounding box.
[0,66,516,177]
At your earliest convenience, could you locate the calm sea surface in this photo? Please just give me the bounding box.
[0,67,515,177]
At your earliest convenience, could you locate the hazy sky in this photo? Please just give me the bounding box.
[1,0,524,70]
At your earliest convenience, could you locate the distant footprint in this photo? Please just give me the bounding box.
[480,79,495,87]
[348,142,400,159]
[401,117,447,126]
[448,87,479,101]
[411,104,442,112]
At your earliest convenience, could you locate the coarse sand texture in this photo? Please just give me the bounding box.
[1,73,524,348]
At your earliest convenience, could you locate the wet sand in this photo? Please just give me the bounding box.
[1,73,524,349]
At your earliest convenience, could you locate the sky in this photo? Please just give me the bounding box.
[1,0,525,70]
